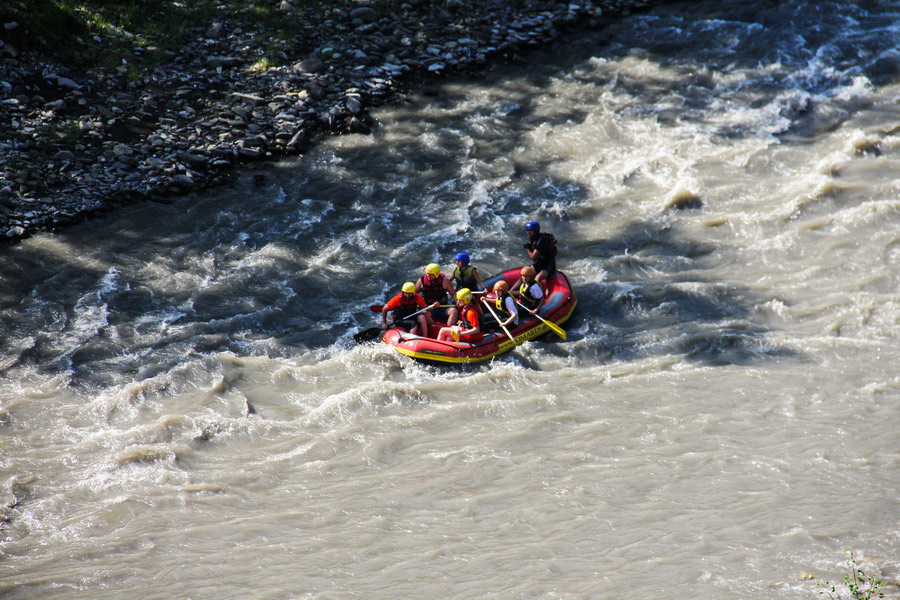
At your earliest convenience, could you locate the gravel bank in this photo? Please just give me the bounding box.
[0,0,659,243]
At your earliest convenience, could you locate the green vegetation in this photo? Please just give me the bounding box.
[818,548,885,600]
[1,0,407,75]
[4,0,212,70]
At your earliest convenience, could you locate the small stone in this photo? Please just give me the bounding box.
[231,92,265,104]
[54,150,75,162]
[287,129,307,149]
[345,96,361,113]
[295,58,325,74]
[350,7,377,23]
[306,82,325,100]
[5,226,25,238]
[55,77,81,90]
[207,56,243,67]
[172,174,194,187]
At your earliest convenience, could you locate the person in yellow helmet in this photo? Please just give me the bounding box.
[510,265,545,316]
[416,262,455,326]
[416,263,455,305]
[437,288,483,343]
[381,281,430,336]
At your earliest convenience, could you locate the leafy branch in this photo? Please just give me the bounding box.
[818,548,885,600]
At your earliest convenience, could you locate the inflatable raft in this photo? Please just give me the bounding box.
[380,268,576,364]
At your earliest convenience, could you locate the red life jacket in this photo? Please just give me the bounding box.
[421,273,450,304]
[458,305,483,343]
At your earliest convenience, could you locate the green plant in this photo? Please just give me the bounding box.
[818,548,885,600]
[247,57,273,72]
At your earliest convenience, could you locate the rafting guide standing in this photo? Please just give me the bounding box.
[523,221,557,284]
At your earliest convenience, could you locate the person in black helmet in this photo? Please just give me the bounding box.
[523,221,557,284]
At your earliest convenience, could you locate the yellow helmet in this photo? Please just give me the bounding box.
[493,280,509,293]
[456,288,472,303]
[520,265,536,278]
[424,263,441,277]
[401,282,415,294]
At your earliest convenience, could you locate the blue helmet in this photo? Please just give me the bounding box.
[455,252,470,266]
[525,221,540,232]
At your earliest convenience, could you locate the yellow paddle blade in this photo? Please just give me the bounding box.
[451,328,459,342]
[545,319,567,340]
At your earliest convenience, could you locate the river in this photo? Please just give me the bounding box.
[1,1,898,598]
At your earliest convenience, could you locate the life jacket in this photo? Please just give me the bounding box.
[461,305,480,329]
[518,281,542,310]
[452,265,478,290]
[457,297,483,319]
[391,292,421,320]
[457,304,483,343]
[495,292,515,319]
[421,273,449,305]
[536,233,557,258]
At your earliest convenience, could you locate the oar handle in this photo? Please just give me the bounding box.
[481,297,516,343]
[513,297,543,318]
[372,302,454,312]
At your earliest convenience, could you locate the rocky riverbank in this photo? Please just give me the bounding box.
[0,0,659,243]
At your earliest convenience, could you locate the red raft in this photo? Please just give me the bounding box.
[381,267,577,364]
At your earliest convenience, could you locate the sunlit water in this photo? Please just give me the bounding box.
[1,1,898,598]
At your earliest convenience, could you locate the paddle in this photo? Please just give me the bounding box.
[513,298,567,340]
[370,303,453,312]
[480,296,516,344]
[354,305,434,344]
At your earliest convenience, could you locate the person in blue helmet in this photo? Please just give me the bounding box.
[523,221,557,284]
[451,252,485,292]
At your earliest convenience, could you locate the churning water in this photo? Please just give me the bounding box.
[1,1,898,598]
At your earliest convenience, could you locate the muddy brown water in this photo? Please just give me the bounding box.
[1,1,898,598]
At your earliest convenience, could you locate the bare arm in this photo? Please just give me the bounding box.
[473,268,485,291]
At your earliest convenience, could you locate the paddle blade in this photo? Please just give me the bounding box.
[546,320,567,340]
[353,327,383,344]
[369,304,384,312]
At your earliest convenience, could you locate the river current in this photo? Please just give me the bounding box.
[1,1,898,598]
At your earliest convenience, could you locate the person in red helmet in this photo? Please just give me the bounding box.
[523,221,557,284]
[381,282,432,337]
